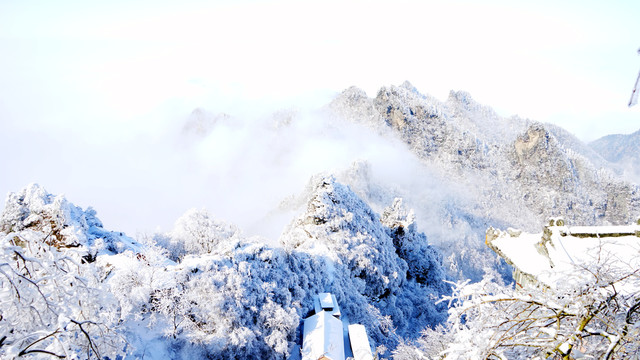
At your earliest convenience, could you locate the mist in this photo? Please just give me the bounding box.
[0,89,456,244]
[149,101,460,241]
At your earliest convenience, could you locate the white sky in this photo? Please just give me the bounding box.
[1,0,639,236]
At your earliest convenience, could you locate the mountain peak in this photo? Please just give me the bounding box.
[341,85,368,99]
[589,127,640,184]
[182,108,231,138]
[400,80,419,93]
[1,184,137,253]
[447,90,480,109]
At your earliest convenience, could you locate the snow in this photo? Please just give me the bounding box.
[491,231,544,277]
[348,324,373,360]
[314,292,341,319]
[567,225,638,235]
[558,342,571,355]
[3,79,640,358]
[319,292,335,308]
[490,221,640,290]
[302,311,345,360]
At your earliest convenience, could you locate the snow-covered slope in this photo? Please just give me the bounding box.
[0,178,448,358]
[325,83,640,280]
[589,128,640,184]
[330,83,639,225]
[280,176,447,339]
[0,184,139,359]
[0,183,140,254]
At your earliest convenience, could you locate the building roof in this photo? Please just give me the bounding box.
[486,218,640,289]
[314,293,341,319]
[302,310,345,360]
[347,324,373,360]
[319,292,334,308]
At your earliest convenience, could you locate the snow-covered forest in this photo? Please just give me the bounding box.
[2,83,639,359]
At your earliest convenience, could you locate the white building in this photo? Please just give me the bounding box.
[302,310,345,360]
[347,324,373,360]
[301,293,374,360]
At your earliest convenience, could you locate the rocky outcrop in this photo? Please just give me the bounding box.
[1,183,137,253]
[328,82,640,229]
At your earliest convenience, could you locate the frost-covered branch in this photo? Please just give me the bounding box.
[17,329,65,358]
[415,247,640,359]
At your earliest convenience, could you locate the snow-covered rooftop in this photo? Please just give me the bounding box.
[487,219,640,289]
[302,310,345,360]
[314,293,341,319]
[319,292,335,309]
[347,324,373,360]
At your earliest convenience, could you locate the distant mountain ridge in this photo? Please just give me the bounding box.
[589,128,640,184]
[177,83,638,282]
[590,128,640,162]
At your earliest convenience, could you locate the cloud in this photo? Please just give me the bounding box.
[173,106,417,239]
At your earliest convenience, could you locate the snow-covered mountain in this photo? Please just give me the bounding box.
[589,128,640,184]
[2,82,638,359]
[323,82,640,282]
[328,82,638,227]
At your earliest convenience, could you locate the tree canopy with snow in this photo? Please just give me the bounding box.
[0,178,449,359]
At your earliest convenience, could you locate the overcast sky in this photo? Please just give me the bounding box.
[1,0,639,236]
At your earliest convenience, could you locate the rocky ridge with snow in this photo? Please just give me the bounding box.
[324,82,640,281]
[328,82,639,228]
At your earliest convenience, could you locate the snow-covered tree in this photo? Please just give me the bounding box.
[155,208,240,261]
[381,198,445,289]
[411,247,640,359]
[281,176,449,346]
[0,184,128,359]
